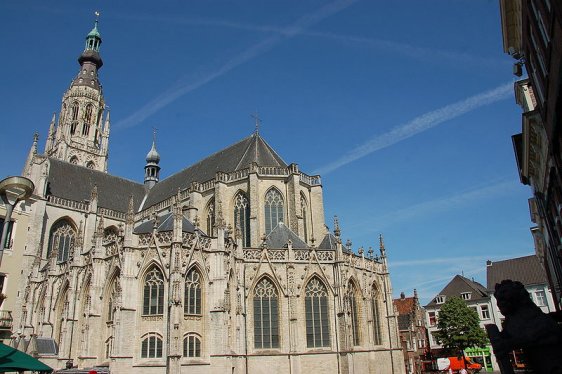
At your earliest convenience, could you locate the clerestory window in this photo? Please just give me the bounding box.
[264,188,284,235]
[234,192,250,247]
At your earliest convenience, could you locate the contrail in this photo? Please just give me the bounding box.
[115,0,358,129]
[314,82,514,175]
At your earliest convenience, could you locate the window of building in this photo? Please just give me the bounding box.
[84,104,93,124]
[71,102,79,121]
[253,277,279,349]
[535,290,547,307]
[183,334,201,358]
[47,219,76,263]
[82,123,90,136]
[531,0,550,46]
[233,192,250,247]
[461,292,471,300]
[434,295,445,304]
[206,199,215,236]
[300,194,308,243]
[305,277,330,348]
[345,282,360,346]
[141,333,163,358]
[428,311,437,326]
[372,285,382,345]
[0,218,14,249]
[480,305,490,320]
[86,161,95,169]
[184,268,201,315]
[143,267,164,315]
[264,188,284,235]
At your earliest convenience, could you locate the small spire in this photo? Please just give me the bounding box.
[251,111,261,135]
[379,233,386,257]
[32,132,39,154]
[333,215,341,238]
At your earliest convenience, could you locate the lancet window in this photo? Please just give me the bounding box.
[206,199,215,236]
[234,192,250,247]
[184,268,202,315]
[253,277,279,349]
[372,284,382,345]
[264,188,284,235]
[143,267,164,315]
[305,277,330,347]
[345,282,361,346]
[300,193,308,243]
[183,334,201,357]
[47,219,76,263]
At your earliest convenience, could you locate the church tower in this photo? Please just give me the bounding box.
[44,17,110,172]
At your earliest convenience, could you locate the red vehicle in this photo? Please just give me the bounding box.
[436,356,482,373]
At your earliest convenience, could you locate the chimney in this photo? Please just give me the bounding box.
[400,292,405,299]
[486,260,492,266]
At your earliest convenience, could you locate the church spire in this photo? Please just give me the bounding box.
[144,129,161,191]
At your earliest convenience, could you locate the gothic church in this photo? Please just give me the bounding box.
[14,20,404,374]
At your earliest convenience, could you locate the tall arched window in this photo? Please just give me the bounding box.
[206,199,215,236]
[47,219,76,263]
[107,278,120,322]
[253,277,279,349]
[183,334,201,357]
[82,122,90,136]
[372,284,382,345]
[141,333,163,358]
[234,192,250,247]
[184,268,201,315]
[305,277,330,348]
[143,267,164,315]
[300,193,308,243]
[264,188,284,235]
[71,102,79,121]
[84,104,93,124]
[345,281,360,346]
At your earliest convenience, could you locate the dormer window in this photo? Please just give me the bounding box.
[435,295,445,304]
[461,292,471,300]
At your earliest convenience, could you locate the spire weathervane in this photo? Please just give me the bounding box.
[251,111,261,135]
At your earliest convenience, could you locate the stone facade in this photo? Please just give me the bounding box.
[9,21,404,373]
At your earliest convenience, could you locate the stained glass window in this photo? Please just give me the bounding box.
[234,192,250,247]
[47,220,76,263]
[305,277,330,347]
[253,278,279,349]
[264,189,284,235]
[345,282,360,346]
[143,267,164,315]
[372,285,382,345]
[184,268,201,315]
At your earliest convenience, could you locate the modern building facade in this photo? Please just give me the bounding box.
[500,0,562,310]
[9,21,404,373]
[393,290,428,374]
[424,275,496,372]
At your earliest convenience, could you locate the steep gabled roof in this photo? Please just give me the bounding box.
[394,296,416,315]
[133,212,197,234]
[46,158,145,213]
[266,222,308,249]
[318,233,337,250]
[486,255,547,291]
[425,275,489,308]
[143,133,287,209]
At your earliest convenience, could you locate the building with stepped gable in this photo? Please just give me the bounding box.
[9,20,404,374]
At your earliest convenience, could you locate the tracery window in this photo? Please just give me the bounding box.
[372,285,382,345]
[107,279,120,322]
[305,277,330,347]
[141,333,163,358]
[69,156,78,165]
[71,102,79,121]
[345,282,360,346]
[264,188,284,235]
[184,268,201,315]
[143,267,164,315]
[234,192,250,247]
[183,334,201,357]
[84,104,93,124]
[300,194,308,243]
[206,199,215,236]
[47,219,76,263]
[86,161,95,169]
[253,278,279,349]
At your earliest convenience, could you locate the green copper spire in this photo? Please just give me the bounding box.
[85,12,102,52]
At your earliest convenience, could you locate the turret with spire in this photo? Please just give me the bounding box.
[44,13,110,172]
[144,129,161,191]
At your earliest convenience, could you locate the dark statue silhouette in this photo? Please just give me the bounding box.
[486,280,562,374]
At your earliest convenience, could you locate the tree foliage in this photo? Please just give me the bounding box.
[434,296,488,354]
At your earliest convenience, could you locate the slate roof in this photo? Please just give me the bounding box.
[46,158,146,213]
[425,275,489,308]
[133,212,197,234]
[318,233,337,250]
[486,255,547,291]
[266,222,308,249]
[142,133,287,209]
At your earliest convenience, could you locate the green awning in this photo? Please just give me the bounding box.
[0,342,52,372]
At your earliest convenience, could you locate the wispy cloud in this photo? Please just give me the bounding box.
[390,252,531,269]
[314,82,514,175]
[114,0,358,129]
[365,180,519,230]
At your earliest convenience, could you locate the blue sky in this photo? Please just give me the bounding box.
[1,1,534,304]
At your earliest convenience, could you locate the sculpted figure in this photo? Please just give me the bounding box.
[488,280,562,374]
